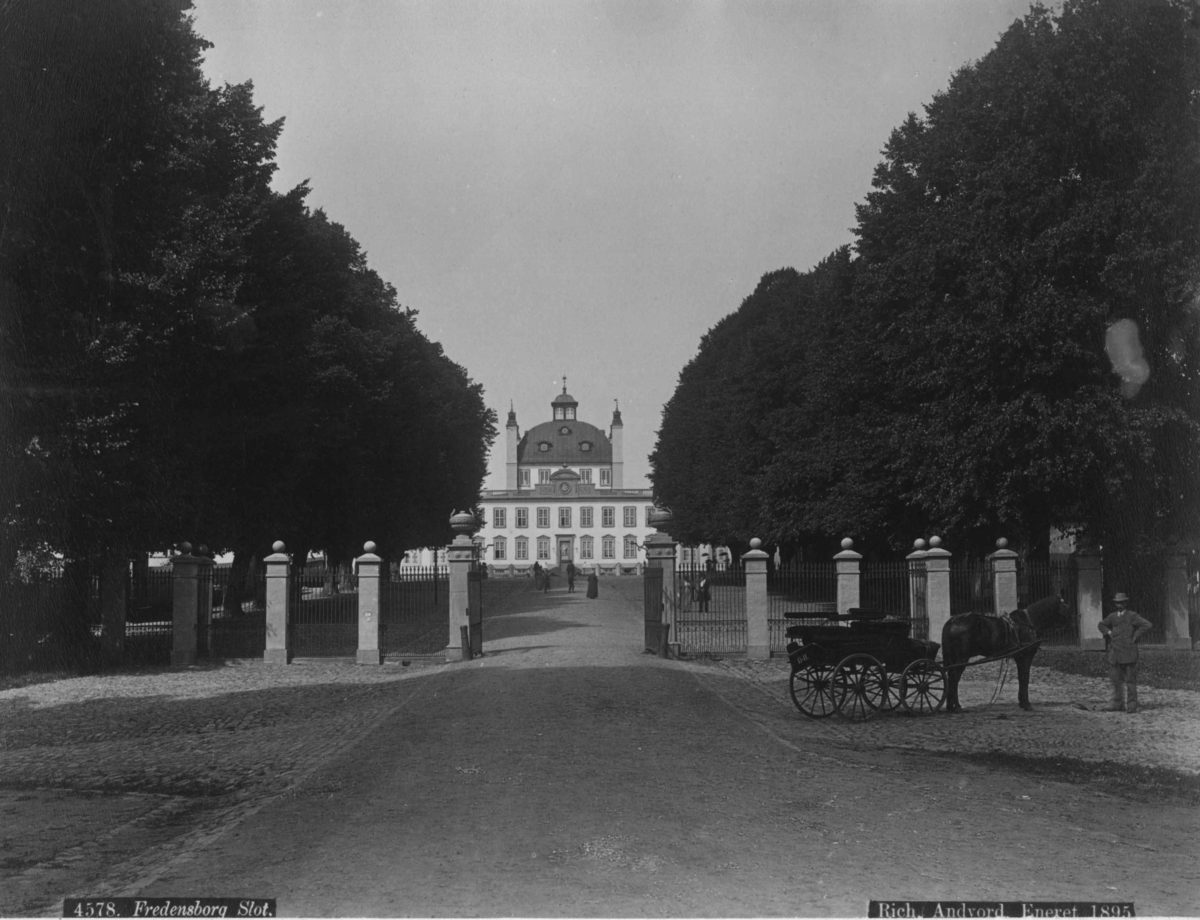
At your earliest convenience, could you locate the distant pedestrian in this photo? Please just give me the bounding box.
[566,561,577,593]
[698,573,711,613]
[532,560,542,589]
[1098,592,1153,713]
[586,570,599,599]
[542,568,552,592]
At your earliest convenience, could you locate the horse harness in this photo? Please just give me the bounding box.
[946,611,1042,667]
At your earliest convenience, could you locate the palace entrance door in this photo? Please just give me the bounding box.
[557,538,573,564]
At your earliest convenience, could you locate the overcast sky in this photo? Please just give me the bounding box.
[192,0,1035,490]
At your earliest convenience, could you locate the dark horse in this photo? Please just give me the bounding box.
[941,595,1069,713]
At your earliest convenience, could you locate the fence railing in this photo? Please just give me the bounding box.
[674,564,746,654]
[381,566,449,657]
[768,563,836,652]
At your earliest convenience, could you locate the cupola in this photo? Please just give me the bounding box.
[551,376,577,421]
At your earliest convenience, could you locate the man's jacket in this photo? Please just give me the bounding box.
[1098,610,1153,665]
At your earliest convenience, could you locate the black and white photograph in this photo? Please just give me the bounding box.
[1,0,1197,916]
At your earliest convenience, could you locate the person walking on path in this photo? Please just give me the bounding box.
[542,567,552,593]
[532,560,542,590]
[566,561,576,593]
[586,569,599,599]
[698,572,711,613]
[1098,592,1153,713]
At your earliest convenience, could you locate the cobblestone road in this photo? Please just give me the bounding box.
[683,656,1200,776]
[1,578,1197,917]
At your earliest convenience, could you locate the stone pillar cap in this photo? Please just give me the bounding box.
[834,537,862,560]
[924,535,951,557]
[742,537,768,560]
[358,541,382,563]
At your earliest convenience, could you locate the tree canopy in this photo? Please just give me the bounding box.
[651,0,1200,558]
[0,0,496,591]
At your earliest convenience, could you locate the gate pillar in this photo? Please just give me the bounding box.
[1075,549,1105,650]
[445,511,476,662]
[924,537,952,645]
[1162,547,1191,648]
[990,538,1019,615]
[644,508,678,656]
[99,556,127,662]
[743,538,769,659]
[907,540,928,640]
[357,542,383,665]
[170,545,208,667]
[264,542,291,664]
[834,538,861,616]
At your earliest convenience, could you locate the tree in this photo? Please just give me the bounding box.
[651,0,1200,559]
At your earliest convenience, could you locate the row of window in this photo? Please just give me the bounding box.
[491,535,640,561]
[518,468,611,487]
[493,506,651,529]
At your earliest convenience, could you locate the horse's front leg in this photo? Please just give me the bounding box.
[945,663,965,713]
[1015,652,1035,710]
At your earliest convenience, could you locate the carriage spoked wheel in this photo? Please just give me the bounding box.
[790,665,837,719]
[831,654,887,721]
[900,659,946,715]
[879,671,904,712]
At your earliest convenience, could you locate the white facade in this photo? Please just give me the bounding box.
[477,387,655,573]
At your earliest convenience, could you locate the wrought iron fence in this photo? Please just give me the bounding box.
[674,563,746,654]
[768,562,836,652]
[1019,558,1077,645]
[951,558,994,615]
[289,565,359,657]
[205,567,267,658]
[381,565,448,657]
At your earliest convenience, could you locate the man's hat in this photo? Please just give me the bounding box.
[1113,592,1130,603]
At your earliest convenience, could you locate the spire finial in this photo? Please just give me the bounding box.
[562,375,567,394]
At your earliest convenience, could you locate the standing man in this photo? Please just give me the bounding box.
[566,560,576,593]
[1098,592,1153,713]
[698,572,711,613]
[532,560,542,590]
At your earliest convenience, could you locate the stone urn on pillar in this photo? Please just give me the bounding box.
[446,510,479,662]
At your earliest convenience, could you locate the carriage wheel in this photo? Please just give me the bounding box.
[879,670,904,712]
[901,659,946,715]
[789,665,837,719]
[832,654,886,721]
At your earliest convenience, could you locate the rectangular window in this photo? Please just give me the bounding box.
[600,468,612,487]
[602,507,615,528]
[537,537,551,560]
[580,536,593,559]
[624,536,638,559]
[519,469,530,488]
[538,469,550,484]
[493,508,506,529]
[516,538,528,560]
[537,507,550,528]
[516,508,528,528]
[579,469,592,483]
[602,536,615,559]
[493,537,506,560]
[580,507,593,528]
[558,507,571,528]
[623,506,636,527]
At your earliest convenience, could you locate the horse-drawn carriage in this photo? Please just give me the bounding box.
[785,596,1067,721]
[785,608,945,720]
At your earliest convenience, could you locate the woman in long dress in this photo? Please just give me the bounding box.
[586,570,599,599]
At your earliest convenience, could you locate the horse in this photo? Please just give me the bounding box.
[941,595,1069,713]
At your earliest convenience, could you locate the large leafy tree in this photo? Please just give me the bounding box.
[851,0,1200,555]
[651,0,1200,558]
[1,1,496,643]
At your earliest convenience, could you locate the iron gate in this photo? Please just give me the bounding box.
[644,565,665,653]
[289,565,358,657]
[381,565,449,657]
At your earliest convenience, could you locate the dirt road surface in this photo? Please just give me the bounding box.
[2,578,1198,917]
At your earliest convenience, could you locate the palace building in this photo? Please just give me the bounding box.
[474,384,656,574]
